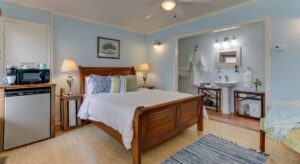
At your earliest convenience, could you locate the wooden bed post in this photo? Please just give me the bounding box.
[131,107,144,164]
[197,96,204,131]
[260,130,266,152]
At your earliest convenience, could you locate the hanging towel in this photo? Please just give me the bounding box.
[186,51,207,86]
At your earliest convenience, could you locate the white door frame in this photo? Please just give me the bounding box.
[0,17,52,80]
[173,17,271,105]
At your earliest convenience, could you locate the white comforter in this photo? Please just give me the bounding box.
[78,89,196,149]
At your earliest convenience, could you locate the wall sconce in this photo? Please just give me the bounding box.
[214,40,221,49]
[231,35,238,46]
[153,40,161,49]
[214,36,239,49]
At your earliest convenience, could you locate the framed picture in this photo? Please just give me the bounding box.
[97,37,120,59]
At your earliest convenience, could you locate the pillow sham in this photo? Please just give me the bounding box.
[126,75,138,92]
[85,76,93,95]
[110,76,127,93]
[89,75,111,94]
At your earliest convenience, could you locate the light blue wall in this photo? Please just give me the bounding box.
[1,1,147,91]
[1,1,147,117]
[53,15,146,90]
[178,22,265,111]
[2,0,300,102]
[1,1,52,25]
[146,0,300,101]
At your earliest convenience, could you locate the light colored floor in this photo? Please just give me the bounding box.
[0,119,299,164]
[207,109,260,131]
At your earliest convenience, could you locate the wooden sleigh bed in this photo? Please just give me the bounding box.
[79,66,204,164]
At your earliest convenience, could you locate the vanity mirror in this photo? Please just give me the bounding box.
[216,47,241,67]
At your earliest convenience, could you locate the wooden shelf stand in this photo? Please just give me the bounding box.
[198,87,221,112]
[234,90,265,119]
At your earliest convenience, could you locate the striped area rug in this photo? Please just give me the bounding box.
[162,134,268,164]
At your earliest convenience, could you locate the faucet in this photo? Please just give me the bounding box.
[224,75,229,82]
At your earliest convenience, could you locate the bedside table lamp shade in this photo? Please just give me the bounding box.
[61,59,78,94]
[61,59,78,72]
[139,63,150,86]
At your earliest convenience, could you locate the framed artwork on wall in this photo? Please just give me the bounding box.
[97,37,120,59]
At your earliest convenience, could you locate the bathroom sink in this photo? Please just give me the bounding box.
[215,81,238,88]
[214,81,238,115]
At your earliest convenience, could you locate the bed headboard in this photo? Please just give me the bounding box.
[79,66,136,95]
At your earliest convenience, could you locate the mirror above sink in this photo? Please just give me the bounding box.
[216,47,241,68]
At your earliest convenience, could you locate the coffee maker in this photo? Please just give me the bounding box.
[5,66,17,85]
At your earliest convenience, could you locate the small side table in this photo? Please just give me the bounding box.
[234,90,265,119]
[198,87,221,112]
[58,94,82,131]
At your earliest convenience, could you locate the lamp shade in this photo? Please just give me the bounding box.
[61,59,78,72]
[139,63,150,72]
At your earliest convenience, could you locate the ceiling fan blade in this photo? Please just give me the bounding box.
[178,0,212,2]
[144,4,160,19]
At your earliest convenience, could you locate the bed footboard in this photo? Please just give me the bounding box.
[131,94,204,164]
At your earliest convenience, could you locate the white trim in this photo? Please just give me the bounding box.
[0,18,4,80]
[264,18,271,106]
[1,17,50,28]
[51,12,54,80]
[53,12,144,34]
[146,0,261,34]
[3,0,54,13]
[173,17,271,107]
[4,0,261,35]
[3,0,144,34]
[173,37,179,91]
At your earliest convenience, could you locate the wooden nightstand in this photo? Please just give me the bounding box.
[58,92,82,131]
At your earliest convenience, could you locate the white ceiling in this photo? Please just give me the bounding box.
[6,0,251,33]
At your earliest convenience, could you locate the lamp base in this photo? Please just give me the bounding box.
[67,72,74,95]
[143,73,147,86]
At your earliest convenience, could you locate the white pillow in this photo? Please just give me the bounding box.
[85,76,93,95]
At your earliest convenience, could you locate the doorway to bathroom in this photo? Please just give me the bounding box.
[174,18,270,131]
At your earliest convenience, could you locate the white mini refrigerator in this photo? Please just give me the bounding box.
[4,88,51,150]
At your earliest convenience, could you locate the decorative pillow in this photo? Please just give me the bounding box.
[110,76,127,93]
[119,76,127,93]
[126,75,138,92]
[89,75,111,94]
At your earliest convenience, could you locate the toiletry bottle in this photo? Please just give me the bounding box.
[243,67,252,88]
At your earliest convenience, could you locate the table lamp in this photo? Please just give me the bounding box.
[139,63,150,86]
[61,59,78,94]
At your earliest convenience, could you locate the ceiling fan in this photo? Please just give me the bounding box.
[145,0,212,19]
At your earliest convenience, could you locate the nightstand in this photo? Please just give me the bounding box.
[58,93,82,131]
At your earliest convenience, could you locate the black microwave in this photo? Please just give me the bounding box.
[16,69,50,84]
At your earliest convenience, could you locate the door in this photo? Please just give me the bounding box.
[3,19,50,71]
